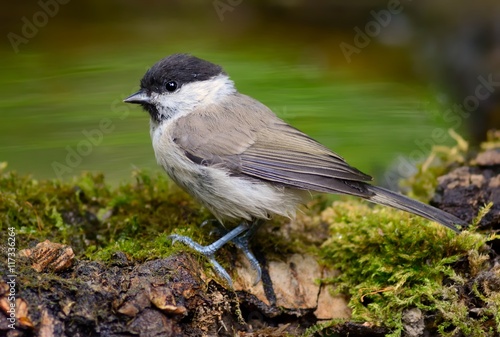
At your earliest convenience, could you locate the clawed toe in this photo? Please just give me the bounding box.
[207,256,233,288]
[232,236,262,285]
[168,234,207,254]
[169,221,263,287]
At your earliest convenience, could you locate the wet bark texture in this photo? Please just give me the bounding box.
[432,148,500,229]
[1,250,355,337]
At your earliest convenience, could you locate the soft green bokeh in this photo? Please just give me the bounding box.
[0,12,456,184]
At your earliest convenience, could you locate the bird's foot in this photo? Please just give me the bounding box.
[231,233,262,286]
[169,221,263,287]
[169,223,248,288]
[201,219,263,285]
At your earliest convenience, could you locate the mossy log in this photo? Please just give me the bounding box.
[1,139,499,337]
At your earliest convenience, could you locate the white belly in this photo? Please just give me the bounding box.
[150,122,304,223]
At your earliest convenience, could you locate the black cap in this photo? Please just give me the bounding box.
[140,54,224,93]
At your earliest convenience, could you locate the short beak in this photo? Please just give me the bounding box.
[123,90,151,104]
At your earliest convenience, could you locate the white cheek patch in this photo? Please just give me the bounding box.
[153,74,236,122]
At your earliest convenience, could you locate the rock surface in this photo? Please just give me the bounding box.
[432,148,500,228]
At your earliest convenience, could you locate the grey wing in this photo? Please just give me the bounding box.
[239,122,374,197]
[172,94,374,197]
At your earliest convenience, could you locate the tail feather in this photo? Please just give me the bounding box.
[365,185,466,232]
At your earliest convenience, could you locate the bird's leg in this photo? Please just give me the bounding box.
[200,219,264,285]
[230,219,263,285]
[169,223,249,287]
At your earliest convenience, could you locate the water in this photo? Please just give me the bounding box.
[0,9,455,185]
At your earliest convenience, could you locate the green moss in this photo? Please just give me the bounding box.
[303,318,348,337]
[0,164,212,263]
[307,134,500,337]
[316,200,497,336]
[0,162,317,285]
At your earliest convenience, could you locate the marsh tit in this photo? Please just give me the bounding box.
[124,54,466,287]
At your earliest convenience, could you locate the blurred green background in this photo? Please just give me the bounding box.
[1,0,499,186]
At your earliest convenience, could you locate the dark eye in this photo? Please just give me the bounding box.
[165,81,177,92]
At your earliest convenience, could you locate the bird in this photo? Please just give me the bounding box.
[123,53,467,287]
